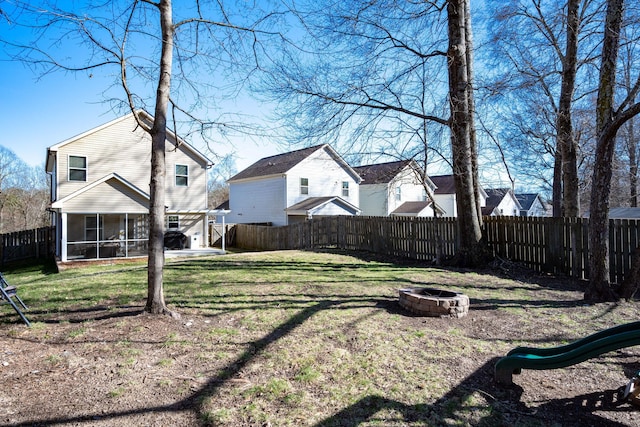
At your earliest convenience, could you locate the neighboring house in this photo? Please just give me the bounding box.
[353,159,442,217]
[226,144,361,226]
[482,188,522,216]
[46,111,212,262]
[516,193,549,217]
[608,207,640,219]
[429,175,487,217]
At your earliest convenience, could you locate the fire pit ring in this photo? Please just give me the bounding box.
[398,287,469,318]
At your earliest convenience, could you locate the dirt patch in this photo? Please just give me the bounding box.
[1,251,640,426]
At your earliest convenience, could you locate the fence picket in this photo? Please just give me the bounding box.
[208,216,640,285]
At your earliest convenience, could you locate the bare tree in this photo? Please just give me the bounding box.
[486,0,603,217]
[260,0,485,264]
[586,0,640,302]
[448,0,484,263]
[3,0,286,315]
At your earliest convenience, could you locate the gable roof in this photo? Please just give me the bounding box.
[353,160,414,184]
[482,188,522,215]
[390,201,444,216]
[46,110,211,172]
[285,196,360,216]
[50,172,149,208]
[228,144,361,183]
[430,174,488,198]
[515,193,542,211]
[430,175,457,195]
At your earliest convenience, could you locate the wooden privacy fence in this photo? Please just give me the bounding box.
[234,215,640,284]
[0,227,55,266]
[236,216,459,259]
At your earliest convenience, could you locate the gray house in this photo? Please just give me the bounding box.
[46,111,212,262]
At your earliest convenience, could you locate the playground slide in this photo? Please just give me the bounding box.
[495,320,640,385]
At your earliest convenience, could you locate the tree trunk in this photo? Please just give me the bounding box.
[145,0,177,317]
[463,0,482,228]
[557,0,580,217]
[447,0,484,267]
[552,149,562,217]
[628,118,638,207]
[585,0,624,302]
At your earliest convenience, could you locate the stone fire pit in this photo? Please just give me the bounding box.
[398,287,469,318]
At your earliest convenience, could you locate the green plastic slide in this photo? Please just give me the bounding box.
[495,320,640,385]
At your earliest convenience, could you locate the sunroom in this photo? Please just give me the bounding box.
[63,213,149,260]
[50,173,153,262]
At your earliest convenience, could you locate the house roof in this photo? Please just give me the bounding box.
[608,207,640,219]
[46,110,212,172]
[353,159,437,194]
[285,196,360,216]
[353,160,413,184]
[481,206,500,216]
[227,144,361,183]
[430,175,457,194]
[214,200,230,210]
[391,201,441,215]
[483,188,522,215]
[430,174,487,198]
[515,193,541,211]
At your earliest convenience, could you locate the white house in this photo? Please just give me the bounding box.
[516,193,549,217]
[226,144,361,226]
[46,111,212,262]
[429,175,487,217]
[353,159,442,217]
[482,188,522,216]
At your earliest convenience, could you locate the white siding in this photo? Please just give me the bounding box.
[359,166,434,217]
[227,175,287,225]
[387,168,428,215]
[359,183,388,216]
[527,198,548,217]
[433,194,457,217]
[496,195,520,216]
[286,147,359,210]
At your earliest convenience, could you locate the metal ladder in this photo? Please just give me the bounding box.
[0,273,31,327]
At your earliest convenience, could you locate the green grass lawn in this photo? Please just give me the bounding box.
[1,250,637,426]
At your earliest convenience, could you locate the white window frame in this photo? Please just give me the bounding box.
[395,185,402,201]
[175,164,189,187]
[300,177,309,195]
[167,215,180,230]
[69,155,88,182]
[342,181,349,197]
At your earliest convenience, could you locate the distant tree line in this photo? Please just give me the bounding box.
[0,145,49,234]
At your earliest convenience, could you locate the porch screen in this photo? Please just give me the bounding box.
[66,213,149,260]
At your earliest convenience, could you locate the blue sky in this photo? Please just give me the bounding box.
[0,58,281,173]
[0,8,281,175]
[0,59,118,167]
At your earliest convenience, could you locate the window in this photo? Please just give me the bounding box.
[342,181,349,197]
[175,164,188,186]
[167,215,179,229]
[300,178,309,195]
[422,188,428,201]
[395,185,402,201]
[69,155,87,181]
[85,215,103,241]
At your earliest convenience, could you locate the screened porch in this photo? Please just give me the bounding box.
[64,213,149,260]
